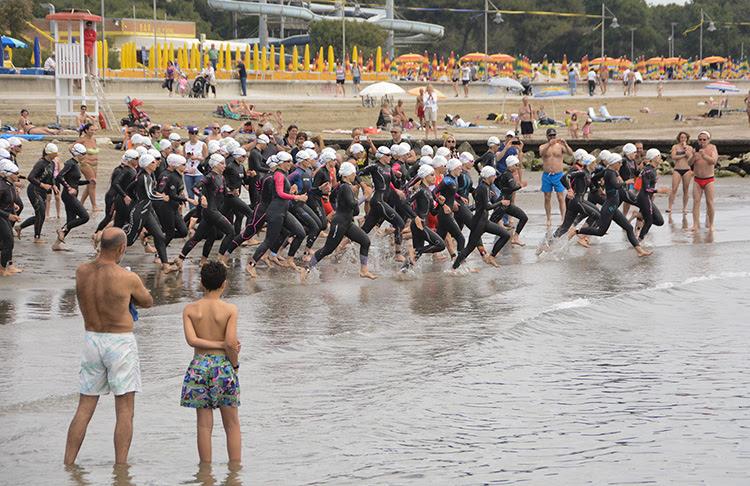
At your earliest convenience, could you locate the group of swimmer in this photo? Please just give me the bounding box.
[0,121,719,277]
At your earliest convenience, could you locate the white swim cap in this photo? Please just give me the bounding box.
[390,144,403,157]
[622,143,637,155]
[232,147,247,158]
[417,164,435,179]
[296,149,311,162]
[0,148,10,160]
[130,134,144,145]
[598,149,611,161]
[7,137,22,147]
[158,139,172,151]
[459,151,475,164]
[506,155,520,168]
[123,149,140,161]
[606,153,623,166]
[147,148,162,159]
[207,140,221,154]
[376,146,391,158]
[0,159,19,174]
[487,136,501,146]
[302,140,315,149]
[167,153,186,167]
[318,150,336,164]
[447,159,463,172]
[583,153,597,165]
[257,134,270,144]
[421,145,434,157]
[71,143,88,156]
[339,161,357,177]
[645,148,661,161]
[419,156,433,166]
[573,148,588,161]
[220,124,234,134]
[168,132,181,142]
[480,165,497,179]
[349,143,365,155]
[44,143,59,155]
[432,155,448,168]
[276,151,292,163]
[209,153,225,168]
[142,137,153,148]
[435,147,451,158]
[138,153,155,168]
[399,142,411,154]
[135,146,148,156]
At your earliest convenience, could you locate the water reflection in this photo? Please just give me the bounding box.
[183,463,243,486]
[0,300,16,326]
[111,464,134,486]
[65,464,91,486]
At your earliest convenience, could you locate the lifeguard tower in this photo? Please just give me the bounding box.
[46,10,115,128]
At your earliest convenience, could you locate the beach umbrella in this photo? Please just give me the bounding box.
[359,81,405,97]
[702,56,727,64]
[352,45,358,67]
[261,46,267,71]
[303,44,310,71]
[269,45,276,71]
[705,81,739,92]
[489,53,515,63]
[279,44,285,71]
[0,36,28,49]
[489,77,524,91]
[645,57,663,65]
[395,53,427,64]
[407,86,446,98]
[292,45,299,72]
[460,52,488,63]
[33,37,41,68]
[327,45,335,72]
[376,46,382,72]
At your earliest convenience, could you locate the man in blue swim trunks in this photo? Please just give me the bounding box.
[539,128,573,226]
[64,228,154,465]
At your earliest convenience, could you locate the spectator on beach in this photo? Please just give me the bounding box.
[43,53,56,75]
[423,85,439,139]
[237,60,247,97]
[582,117,592,140]
[567,113,579,139]
[461,63,471,98]
[415,88,425,129]
[377,100,393,129]
[204,65,217,98]
[177,74,189,97]
[598,64,608,95]
[164,61,176,96]
[17,109,59,135]
[451,64,460,97]
[587,69,597,96]
[64,227,154,465]
[83,21,97,75]
[393,99,407,127]
[335,60,346,97]
[76,105,95,129]
[516,97,534,140]
[351,61,361,95]
[568,67,578,95]
[208,44,219,70]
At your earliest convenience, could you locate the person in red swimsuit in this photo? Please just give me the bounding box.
[689,130,718,232]
[83,21,97,75]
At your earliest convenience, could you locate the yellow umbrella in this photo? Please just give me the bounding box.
[270,45,276,71]
[408,86,446,99]
[292,45,299,71]
[148,45,155,71]
[303,44,310,71]
[253,44,259,71]
[279,44,285,71]
[352,45,358,66]
[261,46,267,71]
[317,46,324,72]
[327,45,335,72]
[226,43,232,69]
[376,46,382,72]
[244,45,251,70]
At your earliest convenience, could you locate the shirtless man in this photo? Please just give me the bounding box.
[744,90,750,126]
[517,97,534,140]
[690,130,719,231]
[539,128,572,226]
[64,228,153,465]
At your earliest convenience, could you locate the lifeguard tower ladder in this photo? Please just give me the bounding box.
[46,10,115,129]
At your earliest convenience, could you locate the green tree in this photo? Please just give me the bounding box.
[309,19,387,59]
[0,0,34,36]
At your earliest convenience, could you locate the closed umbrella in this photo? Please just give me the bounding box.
[407,86,446,99]
[489,77,523,91]
[359,81,405,97]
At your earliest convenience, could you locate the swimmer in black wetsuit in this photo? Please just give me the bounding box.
[359,146,406,262]
[634,149,668,240]
[403,164,446,269]
[490,155,528,246]
[124,153,178,273]
[94,150,139,243]
[551,153,601,246]
[307,161,376,279]
[175,153,237,268]
[434,159,467,257]
[287,149,324,261]
[574,153,652,257]
[17,143,59,242]
[154,154,192,246]
[222,147,255,237]
[245,152,308,277]
[453,165,511,269]
[0,160,22,275]
[52,144,90,251]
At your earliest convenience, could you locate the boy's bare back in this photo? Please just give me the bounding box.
[183,298,238,355]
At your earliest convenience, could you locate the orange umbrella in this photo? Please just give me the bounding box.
[645,57,663,65]
[395,53,427,63]
[407,86,447,99]
[702,56,727,64]
[489,53,515,63]
[662,57,686,65]
[590,56,620,65]
[460,52,489,63]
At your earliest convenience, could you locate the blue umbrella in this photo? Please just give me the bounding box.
[534,88,571,98]
[1,36,29,49]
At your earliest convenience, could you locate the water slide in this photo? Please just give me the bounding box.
[207,0,444,39]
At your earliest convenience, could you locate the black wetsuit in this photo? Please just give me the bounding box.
[434,174,465,254]
[553,166,601,237]
[288,165,323,255]
[410,184,446,260]
[577,168,639,247]
[311,181,370,267]
[96,164,136,232]
[221,172,274,255]
[490,170,528,236]
[359,162,405,247]
[452,180,511,269]
[125,169,169,264]
[250,169,296,264]
[154,169,188,245]
[20,157,54,238]
[55,157,90,237]
[0,177,16,267]
[180,171,235,259]
[222,156,254,234]
[308,165,334,231]
[389,164,416,223]
[636,164,664,239]
[455,170,475,230]
[247,148,268,208]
